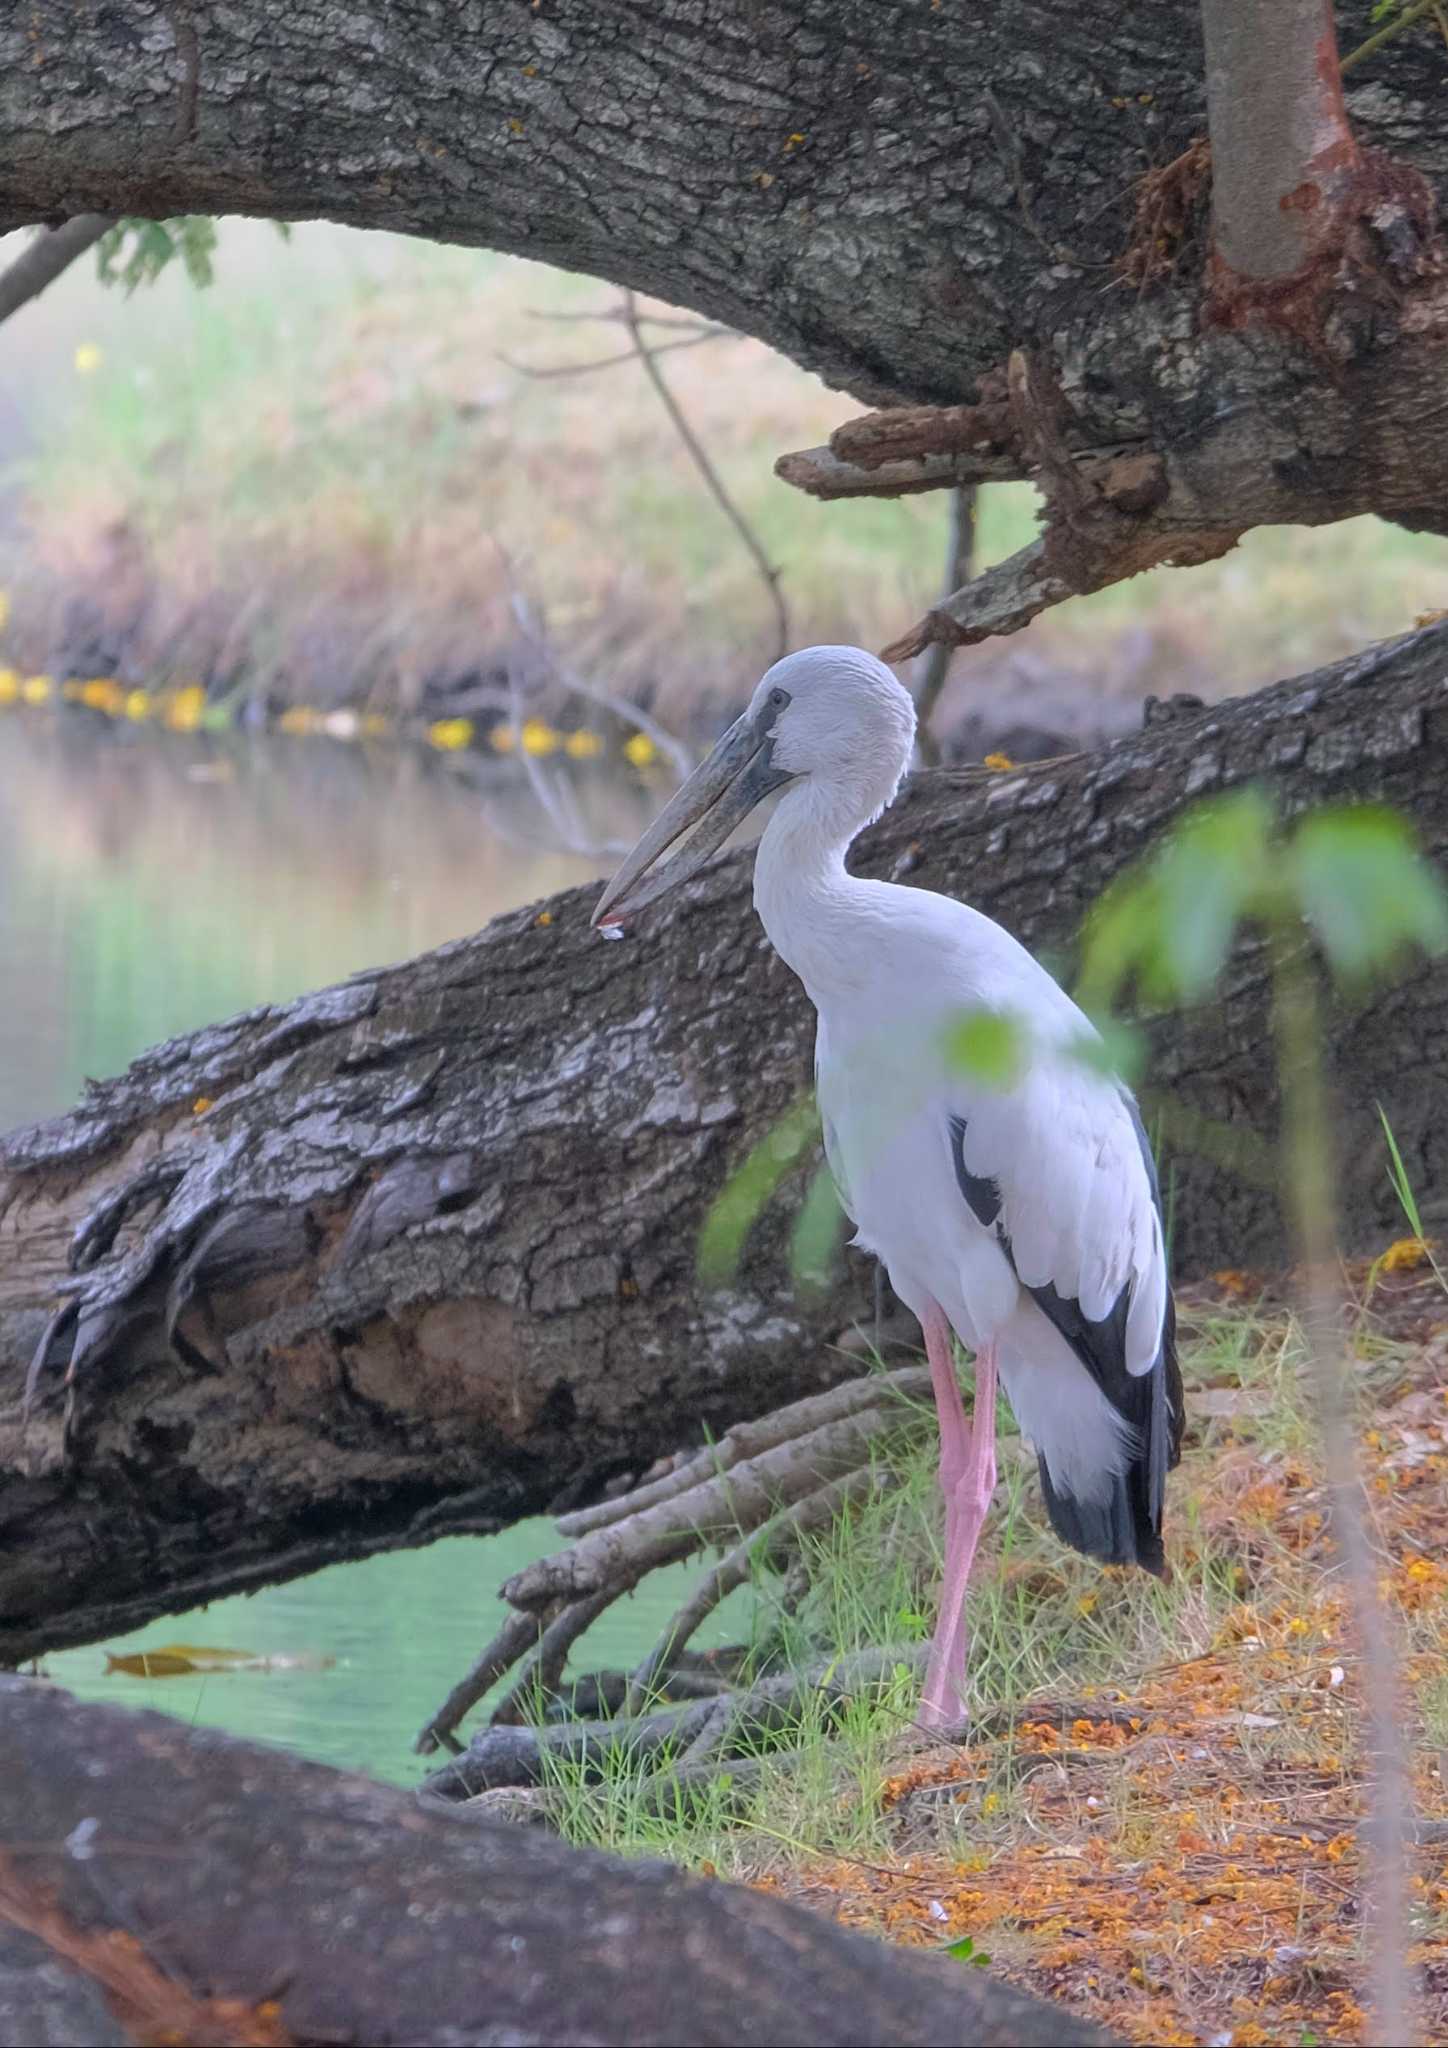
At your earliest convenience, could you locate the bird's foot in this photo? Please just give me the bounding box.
[913,1688,971,1742]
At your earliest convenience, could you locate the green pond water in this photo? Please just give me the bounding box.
[1,715,750,1785]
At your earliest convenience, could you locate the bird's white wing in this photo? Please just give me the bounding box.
[949,1056,1167,1377]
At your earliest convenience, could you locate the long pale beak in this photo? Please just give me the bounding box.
[592,709,794,927]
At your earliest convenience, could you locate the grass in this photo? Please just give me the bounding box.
[527,1249,1448,2045]
[3,221,1447,732]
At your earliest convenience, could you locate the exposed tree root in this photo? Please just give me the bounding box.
[414,1368,932,1760]
[420,1646,927,1813]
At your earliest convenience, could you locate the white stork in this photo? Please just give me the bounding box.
[593,646,1182,1729]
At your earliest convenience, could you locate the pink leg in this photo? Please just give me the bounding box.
[917,1300,998,1731]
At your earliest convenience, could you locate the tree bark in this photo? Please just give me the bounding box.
[5,6,1447,655]
[0,1676,1111,2047]
[0,3,1441,399]
[3,623,1446,1662]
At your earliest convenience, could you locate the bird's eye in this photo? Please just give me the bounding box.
[769,688,788,710]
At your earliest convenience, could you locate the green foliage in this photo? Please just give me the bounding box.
[97,217,220,294]
[940,1008,1026,1090]
[1290,805,1448,986]
[697,1099,821,1287]
[943,1933,993,1967]
[1079,793,1448,1010]
[95,217,291,296]
[788,1162,847,1294]
[1378,1106,1427,1240]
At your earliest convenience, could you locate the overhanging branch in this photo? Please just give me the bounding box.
[776,2,1447,664]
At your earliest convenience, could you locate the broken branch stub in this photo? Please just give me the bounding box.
[780,5,1447,663]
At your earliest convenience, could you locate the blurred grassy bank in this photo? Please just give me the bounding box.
[2,221,1446,742]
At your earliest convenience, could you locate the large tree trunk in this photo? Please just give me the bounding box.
[0,1676,1109,2047]
[4,623,1446,1662]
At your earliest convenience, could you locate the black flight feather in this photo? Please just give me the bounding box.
[948,1097,1183,1575]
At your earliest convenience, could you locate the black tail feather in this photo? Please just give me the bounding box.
[1037,1452,1168,1577]
[1037,1289,1183,1578]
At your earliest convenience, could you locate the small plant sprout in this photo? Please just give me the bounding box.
[1078,790,1448,2048]
[943,1932,993,1968]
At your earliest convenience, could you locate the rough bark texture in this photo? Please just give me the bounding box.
[0,4,1441,395]
[5,8,1447,658]
[0,1677,1111,2047]
[3,623,1446,1661]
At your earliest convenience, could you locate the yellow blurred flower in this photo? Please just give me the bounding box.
[124,689,152,722]
[22,675,53,705]
[1380,1236,1430,1273]
[489,722,516,753]
[0,668,18,704]
[427,716,474,752]
[624,731,657,769]
[74,342,103,375]
[80,678,126,716]
[520,718,559,757]
[165,684,207,732]
[278,706,319,736]
[565,728,604,760]
[983,752,1016,772]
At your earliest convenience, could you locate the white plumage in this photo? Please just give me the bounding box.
[595,645,1181,1728]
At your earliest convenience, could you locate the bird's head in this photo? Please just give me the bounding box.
[592,645,915,928]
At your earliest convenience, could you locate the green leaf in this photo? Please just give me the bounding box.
[942,1008,1026,1090]
[943,1934,993,1967]
[1079,792,1276,1010]
[1066,1019,1146,1086]
[1154,790,1274,999]
[1377,1103,1426,1239]
[1076,869,1161,1013]
[697,1100,821,1287]
[1289,804,1448,985]
[789,1160,847,1293]
[92,216,233,295]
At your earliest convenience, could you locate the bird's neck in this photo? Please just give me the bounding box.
[752,779,880,1000]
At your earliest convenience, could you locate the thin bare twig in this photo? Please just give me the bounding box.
[506,594,694,783]
[416,1608,543,1755]
[488,1585,621,1726]
[913,485,977,766]
[526,307,728,335]
[1340,0,1439,71]
[503,605,629,860]
[618,290,790,663]
[1270,928,1417,2046]
[500,331,725,382]
[0,214,116,327]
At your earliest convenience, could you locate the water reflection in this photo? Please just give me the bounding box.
[0,717,651,1128]
[4,717,744,1782]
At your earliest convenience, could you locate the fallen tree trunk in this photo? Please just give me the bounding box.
[0,1676,1110,2047]
[3,622,1447,1660]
